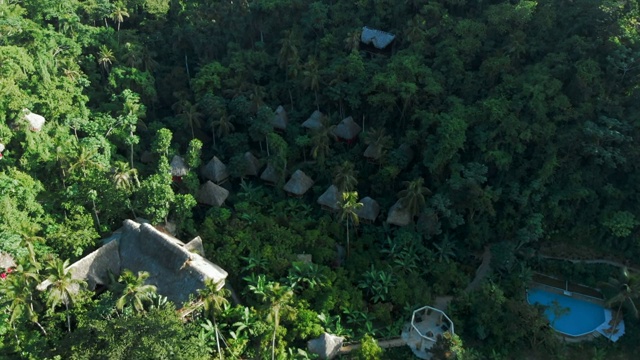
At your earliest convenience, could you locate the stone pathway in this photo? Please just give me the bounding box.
[464,246,492,293]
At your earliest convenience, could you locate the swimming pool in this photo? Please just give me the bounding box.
[527,288,606,336]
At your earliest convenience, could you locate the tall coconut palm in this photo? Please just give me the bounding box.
[110,2,129,33]
[1,263,46,336]
[398,177,431,219]
[212,112,236,146]
[303,57,321,110]
[43,258,86,332]
[116,270,157,313]
[97,45,115,73]
[179,101,203,139]
[252,282,294,360]
[333,160,358,193]
[112,160,140,190]
[338,191,363,257]
[198,279,230,360]
[601,267,640,335]
[364,127,393,162]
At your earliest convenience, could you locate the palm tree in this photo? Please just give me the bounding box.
[338,191,363,257]
[433,235,457,264]
[212,112,236,146]
[252,282,294,360]
[333,161,358,193]
[601,267,640,335]
[179,101,203,139]
[97,45,115,73]
[198,279,231,360]
[110,2,129,33]
[398,177,431,219]
[1,264,47,336]
[310,124,336,166]
[116,270,157,313]
[364,128,393,162]
[112,160,140,190]
[303,57,321,110]
[42,258,86,332]
[344,29,361,52]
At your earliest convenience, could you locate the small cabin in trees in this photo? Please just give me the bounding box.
[283,170,314,197]
[196,181,229,207]
[302,110,324,130]
[272,105,288,131]
[23,108,46,132]
[243,151,262,177]
[170,155,188,182]
[360,26,396,54]
[260,163,279,186]
[37,220,228,307]
[386,200,411,226]
[317,185,341,211]
[202,156,229,184]
[333,116,361,144]
[355,196,380,223]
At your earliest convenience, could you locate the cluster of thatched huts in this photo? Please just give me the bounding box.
[167,105,413,226]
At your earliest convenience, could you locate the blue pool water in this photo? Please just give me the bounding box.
[527,288,606,336]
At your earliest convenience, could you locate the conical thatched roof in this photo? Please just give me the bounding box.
[317,185,341,211]
[283,170,314,196]
[355,196,380,222]
[244,151,262,176]
[260,163,279,184]
[302,110,324,130]
[272,105,288,130]
[23,108,45,131]
[202,156,229,183]
[170,155,189,177]
[196,181,229,207]
[364,143,383,160]
[308,332,344,360]
[0,252,16,270]
[386,200,411,226]
[333,116,361,140]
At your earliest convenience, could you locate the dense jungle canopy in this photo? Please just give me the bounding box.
[1,0,640,359]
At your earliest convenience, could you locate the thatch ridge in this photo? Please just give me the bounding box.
[202,156,229,183]
[185,237,205,257]
[244,151,262,176]
[272,105,288,130]
[333,116,361,140]
[170,155,189,177]
[317,185,341,210]
[283,170,314,196]
[67,240,121,290]
[386,200,411,226]
[302,110,324,130]
[364,144,382,160]
[355,196,380,222]
[196,181,229,207]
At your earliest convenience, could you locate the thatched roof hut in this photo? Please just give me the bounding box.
[37,220,228,306]
[302,110,324,130]
[283,170,314,196]
[308,332,344,360]
[272,105,288,130]
[243,151,262,176]
[260,163,279,185]
[23,108,45,132]
[196,181,229,207]
[333,116,361,141]
[170,155,189,177]
[202,156,229,184]
[364,143,383,160]
[386,200,411,226]
[317,185,341,211]
[0,252,16,270]
[361,27,396,50]
[355,197,380,222]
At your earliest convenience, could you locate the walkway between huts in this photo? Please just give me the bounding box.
[538,255,640,273]
[338,337,407,355]
[464,246,492,293]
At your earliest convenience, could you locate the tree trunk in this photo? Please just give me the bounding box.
[65,302,71,333]
[271,309,278,360]
[214,316,223,360]
[346,217,350,257]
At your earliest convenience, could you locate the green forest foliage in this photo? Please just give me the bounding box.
[1,0,640,358]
